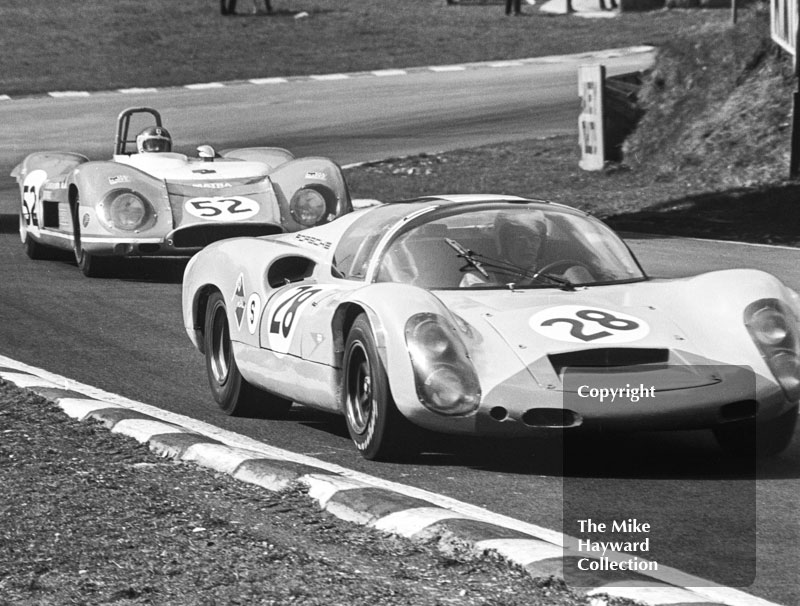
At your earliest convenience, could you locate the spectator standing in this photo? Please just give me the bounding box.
[505,0,522,15]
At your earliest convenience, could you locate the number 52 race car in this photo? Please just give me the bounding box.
[11,107,351,277]
[182,195,800,460]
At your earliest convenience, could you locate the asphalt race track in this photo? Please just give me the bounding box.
[1,51,798,605]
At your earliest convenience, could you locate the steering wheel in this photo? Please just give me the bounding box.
[534,259,592,278]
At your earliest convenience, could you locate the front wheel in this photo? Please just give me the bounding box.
[204,291,291,418]
[343,314,418,461]
[713,404,798,458]
[72,194,116,278]
[74,245,116,278]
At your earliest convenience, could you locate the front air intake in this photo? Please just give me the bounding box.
[549,348,669,375]
[170,224,282,248]
[521,409,582,428]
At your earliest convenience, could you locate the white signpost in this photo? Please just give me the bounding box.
[771,0,800,177]
[578,65,606,171]
[771,0,799,57]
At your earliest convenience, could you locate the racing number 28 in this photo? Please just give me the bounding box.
[541,309,639,342]
[269,285,321,338]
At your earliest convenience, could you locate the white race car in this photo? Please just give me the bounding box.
[11,107,352,277]
[182,195,800,460]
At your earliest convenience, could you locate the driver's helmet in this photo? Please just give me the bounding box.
[495,210,548,268]
[136,126,172,153]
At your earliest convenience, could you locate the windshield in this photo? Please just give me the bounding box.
[332,203,429,280]
[372,206,645,289]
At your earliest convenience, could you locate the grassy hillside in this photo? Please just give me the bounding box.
[624,6,795,188]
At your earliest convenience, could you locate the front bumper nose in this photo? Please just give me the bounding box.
[80,222,284,257]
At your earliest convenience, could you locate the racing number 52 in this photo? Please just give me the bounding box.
[22,184,36,225]
[189,198,249,218]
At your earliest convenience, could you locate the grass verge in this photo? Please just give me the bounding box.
[0,380,636,606]
[0,0,729,96]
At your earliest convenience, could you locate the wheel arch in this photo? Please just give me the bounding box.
[332,301,386,368]
[193,284,224,354]
[68,184,79,215]
[332,283,454,418]
[68,184,80,244]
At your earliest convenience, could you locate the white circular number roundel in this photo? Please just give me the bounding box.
[529,305,649,344]
[266,285,328,355]
[246,293,261,335]
[21,169,48,227]
[184,196,260,221]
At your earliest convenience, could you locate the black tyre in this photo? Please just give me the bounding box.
[204,291,291,418]
[713,404,798,458]
[343,313,417,461]
[72,193,116,278]
[75,246,116,278]
[20,212,51,260]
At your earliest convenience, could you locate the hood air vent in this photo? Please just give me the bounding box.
[549,348,669,375]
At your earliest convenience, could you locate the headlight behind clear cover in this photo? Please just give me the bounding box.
[405,313,481,415]
[100,190,154,232]
[289,187,328,227]
[745,299,800,401]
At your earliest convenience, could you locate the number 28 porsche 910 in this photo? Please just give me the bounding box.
[11,107,351,277]
[181,195,800,460]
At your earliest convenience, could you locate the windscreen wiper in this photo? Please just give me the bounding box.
[467,251,575,291]
[445,238,490,279]
[530,269,575,290]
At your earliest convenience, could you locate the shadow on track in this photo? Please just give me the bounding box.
[252,402,800,481]
[2,214,189,284]
[0,213,17,234]
[605,184,800,248]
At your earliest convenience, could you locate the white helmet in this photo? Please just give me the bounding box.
[136,126,172,153]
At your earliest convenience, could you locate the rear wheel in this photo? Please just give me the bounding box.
[19,212,51,260]
[713,404,798,458]
[343,313,418,460]
[204,291,291,418]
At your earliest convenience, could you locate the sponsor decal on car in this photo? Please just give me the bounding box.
[82,213,90,228]
[304,171,327,180]
[43,180,67,190]
[184,196,260,221]
[294,233,332,250]
[529,305,649,344]
[190,182,233,189]
[108,175,131,185]
[231,274,246,330]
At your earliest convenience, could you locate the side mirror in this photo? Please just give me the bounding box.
[197,145,216,161]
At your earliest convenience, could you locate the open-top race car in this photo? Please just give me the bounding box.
[11,107,351,277]
[182,195,800,460]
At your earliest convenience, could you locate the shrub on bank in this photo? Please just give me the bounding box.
[624,6,795,188]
